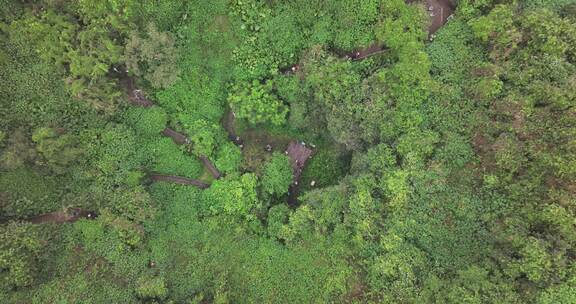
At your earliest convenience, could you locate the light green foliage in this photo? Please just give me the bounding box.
[145,137,203,179]
[469,4,516,43]
[179,118,224,158]
[0,222,42,292]
[0,23,98,128]
[2,9,124,113]
[214,142,242,174]
[136,275,168,300]
[228,80,288,126]
[261,152,292,196]
[202,173,259,217]
[125,23,180,88]
[147,182,351,303]
[124,106,168,136]
[73,0,136,32]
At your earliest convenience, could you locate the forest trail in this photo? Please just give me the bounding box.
[27,209,96,224]
[117,75,222,183]
[118,73,154,107]
[281,0,455,72]
[222,109,243,145]
[286,142,313,205]
[422,0,455,35]
[222,109,314,205]
[0,209,96,225]
[161,127,222,179]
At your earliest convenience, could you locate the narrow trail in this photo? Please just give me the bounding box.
[282,0,455,74]
[286,142,313,206]
[121,0,455,192]
[118,75,222,184]
[162,127,189,145]
[161,127,222,179]
[222,108,315,205]
[118,73,154,107]
[28,209,97,224]
[222,110,243,145]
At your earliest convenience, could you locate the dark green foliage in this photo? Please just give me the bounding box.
[32,127,83,174]
[301,148,349,189]
[0,169,59,217]
[0,129,38,170]
[0,222,42,292]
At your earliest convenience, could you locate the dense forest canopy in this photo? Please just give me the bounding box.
[1,0,575,303]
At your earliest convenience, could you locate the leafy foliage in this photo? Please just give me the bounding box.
[2,1,576,303]
[228,80,288,126]
[261,152,292,196]
[125,23,180,88]
[0,222,42,292]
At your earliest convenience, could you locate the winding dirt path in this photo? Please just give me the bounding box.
[281,0,455,74]
[118,76,222,183]
[161,127,222,179]
[162,127,189,145]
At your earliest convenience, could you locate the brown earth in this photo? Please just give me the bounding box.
[27,208,96,225]
[286,141,314,206]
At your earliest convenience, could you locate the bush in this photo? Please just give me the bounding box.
[124,106,168,137]
[228,80,288,126]
[261,152,292,196]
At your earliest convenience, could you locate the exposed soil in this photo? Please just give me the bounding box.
[27,208,97,225]
[199,155,222,179]
[222,110,243,145]
[221,109,314,205]
[286,141,314,206]
[149,174,210,189]
[162,127,190,145]
[345,43,389,61]
[423,0,455,35]
[118,71,155,108]
[160,127,222,180]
